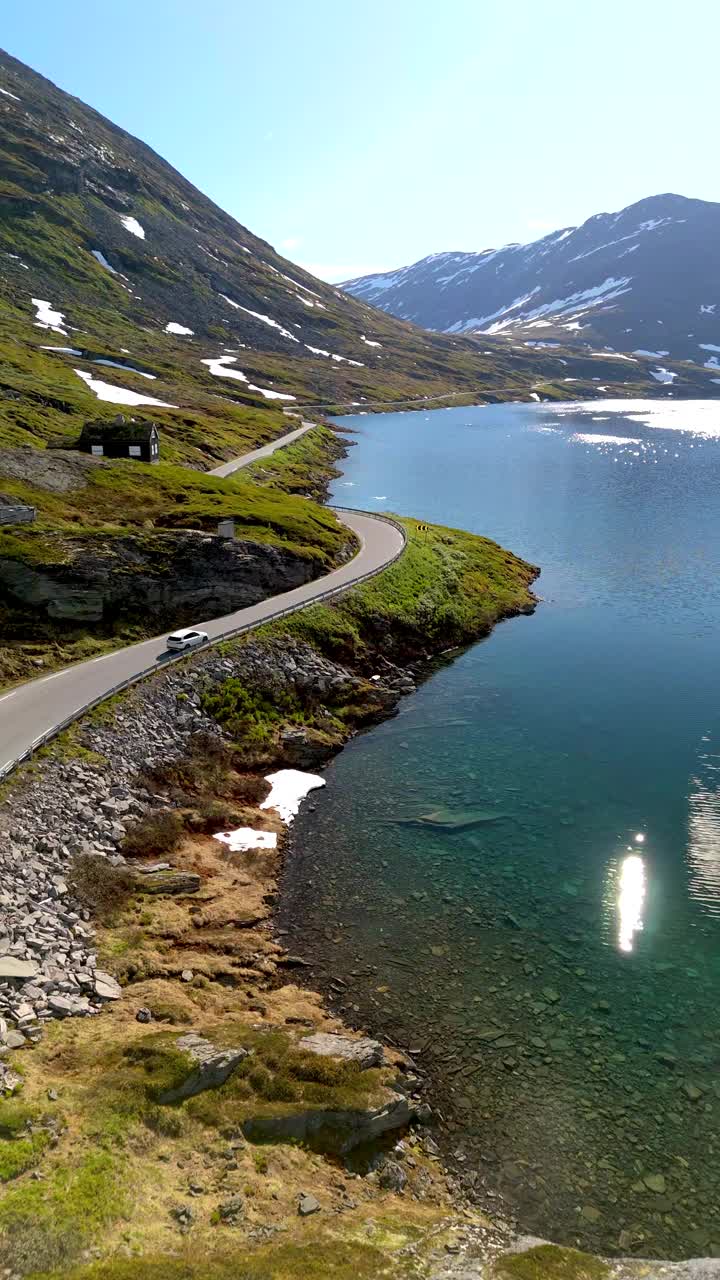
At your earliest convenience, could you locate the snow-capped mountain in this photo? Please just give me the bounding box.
[343,195,720,367]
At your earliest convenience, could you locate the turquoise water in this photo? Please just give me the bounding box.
[280,400,720,1258]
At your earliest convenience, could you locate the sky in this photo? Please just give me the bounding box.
[2,0,718,281]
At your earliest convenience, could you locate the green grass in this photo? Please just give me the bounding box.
[0,454,346,561]
[0,1150,127,1276]
[276,516,538,664]
[31,1237,405,1280]
[244,423,346,500]
[492,1245,610,1280]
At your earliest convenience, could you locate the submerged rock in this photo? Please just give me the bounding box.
[388,805,509,832]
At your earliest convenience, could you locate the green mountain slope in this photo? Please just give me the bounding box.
[2,44,716,446]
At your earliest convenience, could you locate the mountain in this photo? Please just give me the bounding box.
[0,46,616,431]
[343,195,720,372]
[2,49,718,455]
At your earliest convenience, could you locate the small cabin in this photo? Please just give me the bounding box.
[78,415,160,463]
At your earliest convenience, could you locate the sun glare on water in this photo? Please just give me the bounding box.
[618,852,647,953]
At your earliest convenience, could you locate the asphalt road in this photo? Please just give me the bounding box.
[209,421,313,477]
[0,508,405,777]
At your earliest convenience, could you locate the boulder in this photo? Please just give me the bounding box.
[298,1032,384,1070]
[242,1089,416,1153]
[132,869,201,895]
[94,971,122,1000]
[158,1032,248,1104]
[378,1159,408,1192]
[0,956,39,979]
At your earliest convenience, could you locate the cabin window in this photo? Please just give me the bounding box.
[91,445,103,456]
[128,445,141,457]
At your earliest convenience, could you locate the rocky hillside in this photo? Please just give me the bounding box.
[344,194,720,378]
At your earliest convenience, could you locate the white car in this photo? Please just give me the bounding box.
[166,627,209,652]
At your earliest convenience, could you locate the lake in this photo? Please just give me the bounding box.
[279,399,720,1258]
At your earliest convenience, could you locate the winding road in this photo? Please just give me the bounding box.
[0,424,405,778]
[209,420,313,477]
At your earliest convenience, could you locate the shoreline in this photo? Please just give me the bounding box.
[1,515,718,1274]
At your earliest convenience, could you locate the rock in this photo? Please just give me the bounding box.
[47,995,75,1017]
[158,1033,248,1104]
[378,1159,408,1192]
[644,1173,667,1194]
[683,1082,703,1101]
[136,1008,153,1024]
[5,1030,26,1050]
[242,1089,416,1153]
[133,869,201,896]
[541,987,561,1004]
[180,970,194,983]
[656,1050,678,1068]
[47,1088,58,1102]
[218,1195,245,1224]
[298,1032,384,1070]
[298,1193,321,1217]
[170,1204,194,1230]
[581,1205,601,1223]
[0,956,39,979]
[94,971,122,1000]
[389,806,508,832]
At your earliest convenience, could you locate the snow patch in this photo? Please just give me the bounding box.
[165,322,194,335]
[304,344,364,366]
[361,335,382,347]
[700,304,716,315]
[451,289,541,334]
[120,215,145,239]
[0,87,20,101]
[632,349,668,358]
[699,343,720,353]
[219,296,299,343]
[73,369,176,407]
[201,356,296,401]
[92,359,156,380]
[213,828,277,852]
[91,249,117,275]
[32,299,66,333]
[260,769,325,824]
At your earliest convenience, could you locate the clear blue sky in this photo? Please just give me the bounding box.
[3,0,717,280]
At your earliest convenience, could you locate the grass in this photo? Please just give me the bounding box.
[0,1150,127,1275]
[0,453,346,561]
[492,1245,610,1280]
[31,1236,407,1280]
[244,423,346,500]
[276,516,538,664]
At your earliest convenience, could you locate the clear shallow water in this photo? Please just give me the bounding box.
[280,400,720,1258]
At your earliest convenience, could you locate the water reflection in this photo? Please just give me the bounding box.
[618,852,646,952]
[688,736,720,914]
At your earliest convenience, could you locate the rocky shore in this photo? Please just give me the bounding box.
[0,635,408,1073]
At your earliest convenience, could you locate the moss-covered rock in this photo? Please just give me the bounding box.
[492,1244,611,1280]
